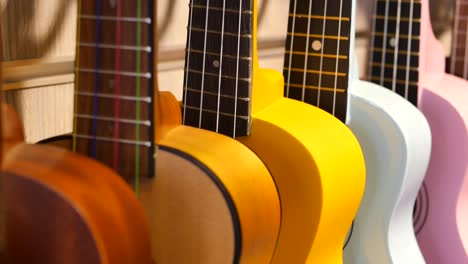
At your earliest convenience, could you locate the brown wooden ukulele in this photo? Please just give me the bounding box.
[0,33,153,264]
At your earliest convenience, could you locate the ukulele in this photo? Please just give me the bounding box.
[0,41,152,264]
[410,0,468,262]
[73,0,157,184]
[448,0,468,79]
[178,0,365,263]
[283,0,432,263]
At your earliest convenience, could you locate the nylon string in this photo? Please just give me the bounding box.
[72,0,83,152]
[404,0,415,100]
[301,0,314,102]
[182,2,195,124]
[113,0,122,172]
[379,0,390,85]
[331,0,344,115]
[285,0,298,97]
[216,0,227,132]
[233,0,243,137]
[391,0,402,93]
[317,0,329,109]
[91,0,103,158]
[134,0,143,193]
[198,0,211,128]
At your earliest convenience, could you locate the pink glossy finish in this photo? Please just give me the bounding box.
[417,0,468,262]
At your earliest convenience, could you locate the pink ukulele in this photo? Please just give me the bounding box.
[368,0,468,262]
[417,0,468,262]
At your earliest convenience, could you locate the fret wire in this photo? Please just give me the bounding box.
[78,68,151,78]
[370,62,418,71]
[186,68,251,82]
[189,3,253,14]
[188,48,252,60]
[188,26,252,38]
[75,114,152,126]
[374,15,420,22]
[289,13,350,21]
[285,0,298,97]
[75,91,152,102]
[287,32,349,40]
[75,134,152,147]
[80,42,152,52]
[186,88,250,101]
[372,48,419,56]
[286,50,348,59]
[301,0,314,102]
[184,105,249,120]
[372,32,420,39]
[288,83,346,93]
[369,76,418,85]
[80,14,152,24]
[286,67,347,77]
[376,0,421,2]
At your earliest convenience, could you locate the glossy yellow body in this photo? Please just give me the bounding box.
[236,1,366,262]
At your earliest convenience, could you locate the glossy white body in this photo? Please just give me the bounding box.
[344,79,431,264]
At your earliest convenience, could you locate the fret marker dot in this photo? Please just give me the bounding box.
[312,40,322,51]
[389,38,396,47]
[213,60,220,68]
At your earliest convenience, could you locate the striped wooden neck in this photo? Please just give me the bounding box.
[182,0,253,138]
[283,0,353,123]
[73,0,156,184]
[449,0,468,78]
[368,0,421,106]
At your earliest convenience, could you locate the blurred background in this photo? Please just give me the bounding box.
[0,0,457,143]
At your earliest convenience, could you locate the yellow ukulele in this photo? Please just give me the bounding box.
[177,0,366,263]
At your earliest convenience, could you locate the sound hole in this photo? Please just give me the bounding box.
[413,183,430,234]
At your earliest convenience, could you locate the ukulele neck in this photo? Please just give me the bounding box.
[283,0,353,123]
[73,0,156,183]
[182,0,254,138]
[368,0,421,105]
[449,0,468,78]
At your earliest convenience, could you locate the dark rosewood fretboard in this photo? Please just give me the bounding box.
[284,0,352,123]
[73,0,155,184]
[182,0,253,138]
[449,0,468,79]
[368,0,421,105]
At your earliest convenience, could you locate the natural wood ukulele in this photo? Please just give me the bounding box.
[283,0,432,263]
[448,0,468,79]
[173,0,365,263]
[0,31,153,264]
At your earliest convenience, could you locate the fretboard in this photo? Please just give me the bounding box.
[182,0,253,138]
[73,0,155,183]
[449,0,468,79]
[284,0,352,123]
[368,0,421,106]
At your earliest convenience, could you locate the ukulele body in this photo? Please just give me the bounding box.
[140,93,281,264]
[414,0,468,262]
[343,79,431,264]
[239,69,366,264]
[3,144,152,264]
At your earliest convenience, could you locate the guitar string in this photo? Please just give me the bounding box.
[92,0,103,158]
[404,0,416,100]
[182,1,195,125]
[113,0,122,172]
[135,0,143,193]
[198,0,211,129]
[285,0,298,97]
[72,0,83,152]
[316,0,329,109]
[233,0,244,137]
[450,0,461,74]
[332,0,344,116]
[301,0,314,102]
[216,0,227,133]
[391,0,402,93]
[464,9,468,79]
[379,0,390,85]
[368,0,378,81]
